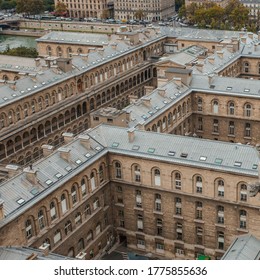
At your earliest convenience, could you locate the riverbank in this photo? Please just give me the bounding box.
[0,29,45,37]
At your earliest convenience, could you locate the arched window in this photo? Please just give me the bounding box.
[50,201,57,221]
[195,176,203,193]
[99,165,104,183]
[240,184,247,202]
[198,98,203,111]
[245,103,252,117]
[25,219,33,239]
[61,193,68,214]
[114,161,122,179]
[228,102,235,115]
[213,100,219,114]
[217,180,224,197]
[133,164,141,182]
[174,172,181,189]
[75,212,82,225]
[38,209,45,230]
[71,185,77,205]
[154,168,161,186]
[90,171,96,191]
[81,178,87,197]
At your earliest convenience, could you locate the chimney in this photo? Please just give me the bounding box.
[88,47,96,53]
[56,58,72,73]
[35,58,41,67]
[62,132,74,144]
[50,65,59,74]
[39,243,50,256]
[208,56,215,64]
[0,199,4,220]
[7,81,16,90]
[216,51,224,59]
[78,135,91,150]
[157,77,169,87]
[98,48,105,56]
[158,88,166,97]
[208,74,214,85]
[196,63,204,72]
[28,73,37,82]
[58,147,71,162]
[248,32,254,40]
[241,37,247,44]
[5,164,20,178]
[216,44,223,51]
[141,96,151,107]
[239,32,246,38]
[79,54,88,61]
[111,43,117,50]
[127,128,135,143]
[137,120,145,131]
[24,166,38,185]
[173,77,182,87]
[144,86,154,95]
[226,45,234,53]
[41,144,54,157]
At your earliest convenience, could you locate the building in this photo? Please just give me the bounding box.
[114,0,175,21]
[240,0,260,20]
[1,26,260,259]
[54,0,109,19]
[185,0,229,8]
[221,234,260,260]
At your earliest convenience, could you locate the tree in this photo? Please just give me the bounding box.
[175,0,184,12]
[101,9,110,19]
[16,0,44,15]
[54,0,68,16]
[134,9,145,21]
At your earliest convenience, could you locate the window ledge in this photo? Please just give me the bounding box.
[215,249,225,254]
[244,136,252,140]
[194,244,205,249]
[134,206,144,211]
[215,223,226,228]
[174,240,185,245]
[236,228,248,233]
[115,203,124,207]
[153,210,163,215]
[173,215,184,220]
[227,134,235,137]
[212,132,219,135]
[194,219,204,224]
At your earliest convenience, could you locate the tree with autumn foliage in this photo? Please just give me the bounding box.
[54,0,68,16]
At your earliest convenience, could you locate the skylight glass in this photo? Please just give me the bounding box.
[132,145,140,151]
[244,88,250,92]
[226,86,232,90]
[95,146,101,151]
[30,188,39,196]
[147,148,155,153]
[234,161,242,167]
[168,151,175,156]
[75,159,82,165]
[55,173,63,179]
[252,164,258,170]
[16,198,25,205]
[112,142,119,148]
[199,156,207,161]
[180,153,188,158]
[45,179,53,185]
[85,153,91,158]
[65,166,72,172]
[215,158,223,165]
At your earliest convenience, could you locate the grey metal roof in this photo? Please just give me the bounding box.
[0,125,258,228]
[222,234,260,260]
[0,246,73,260]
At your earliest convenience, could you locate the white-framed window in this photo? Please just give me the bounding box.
[245,104,252,117]
[134,165,141,182]
[239,210,247,229]
[93,198,100,210]
[198,117,203,131]
[198,97,203,111]
[217,205,224,224]
[196,226,203,245]
[229,121,235,135]
[213,100,219,114]
[213,119,219,133]
[156,242,164,252]
[176,222,183,240]
[154,168,161,186]
[38,209,45,230]
[71,185,77,205]
[196,176,203,193]
[175,172,181,189]
[65,220,72,235]
[115,162,122,179]
[245,123,251,137]
[196,201,203,220]
[137,214,143,231]
[136,190,142,208]
[217,180,224,197]
[99,165,104,183]
[84,204,91,217]
[90,172,96,191]
[25,219,33,239]
[75,212,82,225]
[96,223,101,236]
[217,231,224,250]
[81,178,87,197]
[50,201,57,221]
[61,193,68,214]
[229,102,235,115]
[155,193,162,212]
[175,197,182,215]
[156,218,163,236]
[240,184,247,202]
[54,229,61,244]
[137,238,145,249]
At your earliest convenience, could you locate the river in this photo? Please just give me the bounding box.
[0,35,37,52]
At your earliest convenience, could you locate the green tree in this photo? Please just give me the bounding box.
[16,0,44,15]
[175,0,184,12]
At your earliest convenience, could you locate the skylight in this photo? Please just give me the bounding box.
[180,153,188,158]
[16,198,25,205]
[244,88,250,92]
[85,153,91,158]
[226,86,232,90]
[234,161,242,167]
[45,179,53,185]
[65,166,72,172]
[199,156,207,161]
[55,173,63,179]
[215,158,223,165]
[112,142,119,148]
[252,164,258,169]
[95,146,101,151]
[168,151,175,156]
[75,159,82,165]
[30,188,39,196]
[132,145,140,151]
[147,148,155,153]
